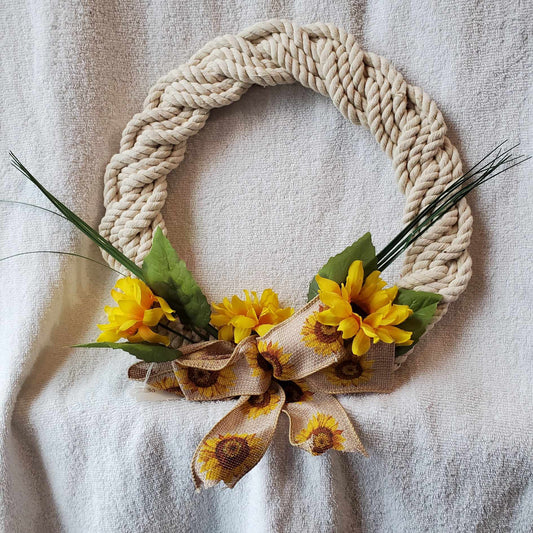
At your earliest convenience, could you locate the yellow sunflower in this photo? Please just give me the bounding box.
[198,433,263,484]
[175,366,236,398]
[301,307,344,356]
[316,260,414,356]
[244,342,273,377]
[211,289,294,344]
[97,277,175,345]
[256,340,292,379]
[295,413,345,455]
[324,355,373,387]
[246,389,281,419]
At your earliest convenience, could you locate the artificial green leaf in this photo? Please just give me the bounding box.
[141,227,211,328]
[307,232,376,301]
[394,288,443,357]
[75,342,181,362]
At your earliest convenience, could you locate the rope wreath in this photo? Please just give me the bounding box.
[99,19,472,366]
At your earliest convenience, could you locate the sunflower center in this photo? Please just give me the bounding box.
[215,437,250,469]
[187,368,219,388]
[261,351,282,376]
[278,380,304,403]
[313,321,340,342]
[335,359,363,380]
[311,428,334,454]
[350,301,367,317]
[256,353,273,372]
[248,391,271,408]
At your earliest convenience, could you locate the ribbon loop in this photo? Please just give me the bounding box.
[173,337,270,400]
[284,392,367,457]
[192,382,286,489]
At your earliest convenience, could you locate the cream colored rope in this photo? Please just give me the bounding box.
[99,20,472,365]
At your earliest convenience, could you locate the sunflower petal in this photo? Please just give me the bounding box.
[338,316,360,339]
[346,260,364,300]
[218,325,234,341]
[352,329,371,356]
[234,327,252,344]
[259,289,279,308]
[230,316,257,329]
[96,329,122,342]
[118,319,139,332]
[319,291,347,309]
[315,275,341,295]
[255,324,274,336]
[134,325,170,346]
[210,313,231,327]
[380,325,413,344]
[118,299,143,317]
[143,308,165,327]
[155,296,175,317]
[381,304,413,326]
[374,327,394,343]
[317,310,342,326]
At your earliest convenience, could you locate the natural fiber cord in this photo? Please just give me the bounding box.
[99,20,473,365]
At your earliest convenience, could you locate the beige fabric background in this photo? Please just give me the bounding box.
[0,1,531,532]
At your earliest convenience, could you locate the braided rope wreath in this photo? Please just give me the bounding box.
[99,19,472,367]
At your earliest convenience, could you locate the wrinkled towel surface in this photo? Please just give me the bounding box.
[0,1,532,532]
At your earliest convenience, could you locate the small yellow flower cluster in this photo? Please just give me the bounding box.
[316,260,413,356]
[211,289,294,344]
[97,277,175,345]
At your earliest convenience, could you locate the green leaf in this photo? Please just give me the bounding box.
[394,288,443,357]
[142,227,211,328]
[307,232,376,301]
[75,342,181,362]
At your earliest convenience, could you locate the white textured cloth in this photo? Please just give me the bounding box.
[0,1,531,532]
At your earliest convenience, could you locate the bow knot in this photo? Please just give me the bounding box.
[129,297,395,489]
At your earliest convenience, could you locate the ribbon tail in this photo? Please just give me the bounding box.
[284,391,367,457]
[191,382,285,489]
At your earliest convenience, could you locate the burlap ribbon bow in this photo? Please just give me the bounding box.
[128,296,395,489]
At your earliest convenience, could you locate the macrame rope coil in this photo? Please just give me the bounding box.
[99,20,473,366]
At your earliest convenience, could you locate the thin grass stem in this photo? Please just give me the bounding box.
[375,142,517,266]
[9,153,144,280]
[158,322,196,344]
[0,199,67,220]
[376,151,530,271]
[0,250,124,275]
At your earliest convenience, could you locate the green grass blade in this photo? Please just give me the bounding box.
[0,250,124,274]
[0,199,67,220]
[9,153,145,280]
[376,152,530,271]
[375,142,516,266]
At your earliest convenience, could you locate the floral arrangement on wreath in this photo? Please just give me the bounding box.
[3,143,527,489]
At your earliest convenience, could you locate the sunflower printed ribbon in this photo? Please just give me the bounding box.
[128,297,395,489]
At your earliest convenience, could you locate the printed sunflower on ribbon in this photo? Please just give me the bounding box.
[3,144,528,489]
